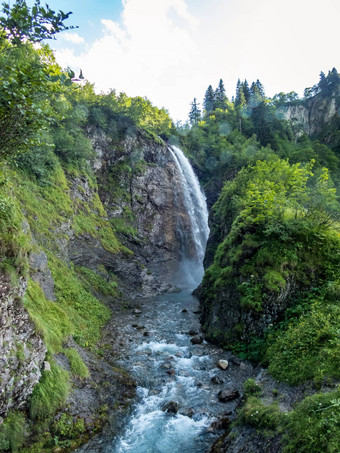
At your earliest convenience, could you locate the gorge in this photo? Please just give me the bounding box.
[0,26,340,452]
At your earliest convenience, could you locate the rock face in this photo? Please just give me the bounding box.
[281,85,340,137]
[0,275,47,416]
[93,131,197,289]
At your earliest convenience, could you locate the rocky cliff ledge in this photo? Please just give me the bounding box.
[281,84,340,138]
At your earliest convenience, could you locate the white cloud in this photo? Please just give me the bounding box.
[61,32,85,44]
[54,0,340,122]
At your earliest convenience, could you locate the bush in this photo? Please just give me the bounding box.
[0,410,26,452]
[282,389,340,452]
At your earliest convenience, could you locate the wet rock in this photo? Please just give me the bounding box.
[188,329,198,336]
[179,407,195,418]
[143,331,152,337]
[181,308,188,313]
[218,389,240,403]
[217,359,229,370]
[166,369,176,376]
[132,309,142,315]
[192,309,201,314]
[162,401,179,414]
[190,335,203,345]
[211,375,224,385]
[208,417,231,431]
[229,356,241,366]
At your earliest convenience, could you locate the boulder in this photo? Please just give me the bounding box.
[217,359,229,370]
[162,401,179,414]
[218,389,240,403]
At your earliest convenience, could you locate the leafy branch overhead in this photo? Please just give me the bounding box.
[0,0,76,45]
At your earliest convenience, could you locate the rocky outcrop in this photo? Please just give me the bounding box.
[92,130,196,289]
[0,275,47,417]
[198,276,297,345]
[281,85,340,137]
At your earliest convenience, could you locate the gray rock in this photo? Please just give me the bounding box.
[190,335,203,345]
[218,389,240,403]
[211,375,224,385]
[162,401,179,414]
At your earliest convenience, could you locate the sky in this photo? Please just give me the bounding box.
[35,0,340,122]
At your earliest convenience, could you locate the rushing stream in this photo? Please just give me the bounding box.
[77,147,252,452]
[100,291,251,453]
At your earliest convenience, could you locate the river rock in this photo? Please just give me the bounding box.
[208,417,231,431]
[211,375,224,385]
[218,389,240,403]
[190,335,203,345]
[162,401,179,414]
[132,309,142,315]
[217,359,229,370]
[188,329,198,336]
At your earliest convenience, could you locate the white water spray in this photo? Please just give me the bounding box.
[169,146,210,288]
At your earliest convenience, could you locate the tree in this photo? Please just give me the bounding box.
[214,79,228,109]
[203,85,215,114]
[0,0,76,160]
[189,98,201,125]
[0,0,76,45]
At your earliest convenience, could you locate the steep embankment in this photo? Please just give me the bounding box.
[0,127,198,451]
[192,82,340,452]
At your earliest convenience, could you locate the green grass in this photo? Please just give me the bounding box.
[29,361,70,421]
[64,348,89,378]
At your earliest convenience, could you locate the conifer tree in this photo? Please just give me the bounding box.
[203,85,215,113]
[243,80,250,103]
[189,98,201,125]
[214,78,228,109]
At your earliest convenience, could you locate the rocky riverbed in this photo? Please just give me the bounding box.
[76,291,257,453]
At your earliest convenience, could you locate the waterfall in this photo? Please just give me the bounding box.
[169,146,210,289]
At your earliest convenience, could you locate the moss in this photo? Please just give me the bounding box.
[64,348,89,378]
[29,361,70,422]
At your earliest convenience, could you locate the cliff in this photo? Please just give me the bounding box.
[0,128,195,450]
[281,83,340,139]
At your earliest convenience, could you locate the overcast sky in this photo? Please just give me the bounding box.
[42,0,340,122]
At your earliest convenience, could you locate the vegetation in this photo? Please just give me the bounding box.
[185,73,340,451]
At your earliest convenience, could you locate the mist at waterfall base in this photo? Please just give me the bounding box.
[169,146,210,290]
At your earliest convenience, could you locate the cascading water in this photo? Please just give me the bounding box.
[168,145,210,289]
[77,148,243,453]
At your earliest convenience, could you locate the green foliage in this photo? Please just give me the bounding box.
[29,361,70,421]
[64,348,89,378]
[0,0,75,45]
[75,266,118,297]
[243,378,262,397]
[266,297,340,385]
[24,279,72,352]
[51,413,85,440]
[47,254,111,348]
[0,410,26,452]
[282,388,340,453]
[238,396,283,430]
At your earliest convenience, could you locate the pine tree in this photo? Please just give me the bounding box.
[243,80,250,103]
[214,78,228,109]
[189,98,201,125]
[235,79,242,106]
[255,79,265,98]
[203,85,215,113]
